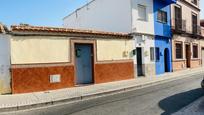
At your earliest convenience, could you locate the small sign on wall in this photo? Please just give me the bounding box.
[50,74,61,83]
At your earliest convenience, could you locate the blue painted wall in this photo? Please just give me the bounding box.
[153,0,175,75]
[155,37,172,75]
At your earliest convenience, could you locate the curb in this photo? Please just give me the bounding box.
[0,70,204,113]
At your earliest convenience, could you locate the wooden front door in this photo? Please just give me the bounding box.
[185,44,191,68]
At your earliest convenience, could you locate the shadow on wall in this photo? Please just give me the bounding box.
[159,88,204,115]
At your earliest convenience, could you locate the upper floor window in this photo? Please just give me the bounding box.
[192,13,198,34]
[157,10,167,24]
[174,6,182,20]
[191,0,197,5]
[138,4,147,21]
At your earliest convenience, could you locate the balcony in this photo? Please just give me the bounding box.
[172,19,201,37]
[192,25,201,36]
[182,25,201,37]
[171,18,186,33]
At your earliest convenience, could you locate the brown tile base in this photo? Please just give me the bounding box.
[11,61,134,94]
[172,60,186,71]
[94,61,134,84]
[172,59,201,71]
[191,60,201,68]
[11,65,75,94]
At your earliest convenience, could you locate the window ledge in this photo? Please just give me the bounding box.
[191,58,200,61]
[157,20,167,24]
[138,19,148,22]
[173,59,186,62]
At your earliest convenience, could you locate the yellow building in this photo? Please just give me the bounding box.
[9,25,135,94]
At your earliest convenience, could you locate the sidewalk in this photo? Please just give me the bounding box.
[174,96,204,115]
[0,67,204,112]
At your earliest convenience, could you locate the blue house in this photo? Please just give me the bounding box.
[153,0,176,75]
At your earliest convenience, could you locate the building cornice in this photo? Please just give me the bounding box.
[178,0,200,12]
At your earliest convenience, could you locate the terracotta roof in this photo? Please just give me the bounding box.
[0,28,2,33]
[11,25,131,38]
[0,24,3,33]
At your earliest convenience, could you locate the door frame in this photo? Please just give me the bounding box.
[71,39,96,86]
[164,48,169,72]
[201,47,204,66]
[136,47,144,76]
[185,43,191,68]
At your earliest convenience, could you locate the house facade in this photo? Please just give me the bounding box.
[171,0,201,71]
[200,20,204,66]
[9,25,134,94]
[0,24,11,94]
[63,0,178,76]
[153,0,176,75]
[63,0,158,77]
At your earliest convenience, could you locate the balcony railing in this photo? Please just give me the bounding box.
[172,19,201,37]
[171,18,186,33]
[192,25,201,36]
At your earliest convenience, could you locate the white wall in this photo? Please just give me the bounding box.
[0,34,11,94]
[63,0,132,33]
[131,0,154,35]
[133,35,155,64]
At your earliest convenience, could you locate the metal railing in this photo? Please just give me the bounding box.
[171,18,186,32]
[171,18,201,36]
[192,24,201,36]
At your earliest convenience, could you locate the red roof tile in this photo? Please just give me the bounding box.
[0,24,3,33]
[11,25,131,38]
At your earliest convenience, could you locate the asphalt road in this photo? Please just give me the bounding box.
[2,74,204,115]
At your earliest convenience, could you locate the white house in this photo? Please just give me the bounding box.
[63,0,155,77]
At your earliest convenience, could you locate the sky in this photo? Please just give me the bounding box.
[0,0,204,27]
[0,0,87,27]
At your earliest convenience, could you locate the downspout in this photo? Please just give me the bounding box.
[169,3,174,72]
